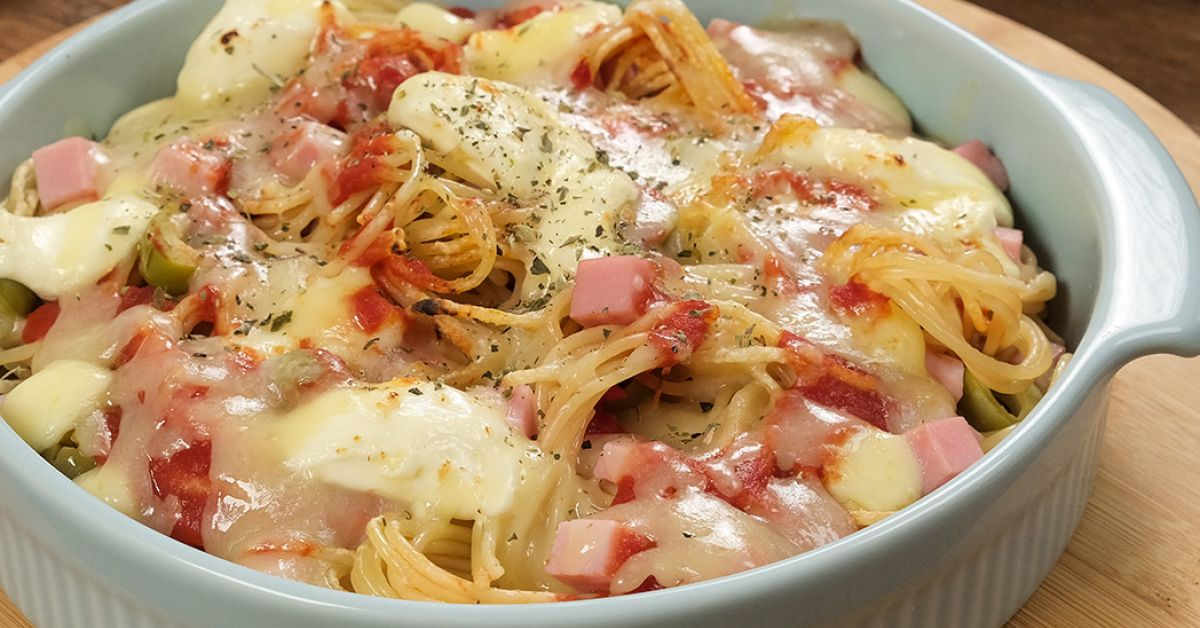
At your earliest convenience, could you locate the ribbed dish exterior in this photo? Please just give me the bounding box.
[838,410,1105,628]
[0,413,1104,628]
[0,512,184,628]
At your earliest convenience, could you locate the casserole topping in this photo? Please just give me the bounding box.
[0,0,1068,601]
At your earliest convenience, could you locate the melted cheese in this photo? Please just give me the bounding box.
[1,360,112,452]
[395,3,476,43]
[74,465,139,518]
[598,490,798,594]
[176,0,331,111]
[837,67,911,132]
[465,2,621,85]
[757,119,1013,232]
[100,99,212,196]
[273,381,543,520]
[823,428,921,512]
[388,73,637,299]
[843,306,927,375]
[231,264,381,357]
[0,197,156,299]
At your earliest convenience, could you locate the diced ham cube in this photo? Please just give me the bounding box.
[953,140,1010,191]
[31,137,109,212]
[593,437,640,483]
[545,519,654,593]
[506,384,538,439]
[270,121,347,183]
[904,416,984,495]
[621,189,678,247]
[569,256,657,327]
[274,80,340,125]
[1035,342,1067,391]
[592,437,709,504]
[764,390,867,472]
[152,137,231,198]
[924,350,965,402]
[994,226,1023,263]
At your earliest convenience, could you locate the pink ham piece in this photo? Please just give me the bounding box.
[904,417,984,495]
[506,384,538,439]
[31,137,109,212]
[622,189,678,247]
[569,256,657,327]
[274,80,340,125]
[994,227,1023,263]
[592,437,710,503]
[953,140,1010,191]
[764,390,868,473]
[152,137,231,198]
[1035,342,1067,391]
[924,350,965,402]
[270,121,347,183]
[593,437,640,484]
[545,519,655,593]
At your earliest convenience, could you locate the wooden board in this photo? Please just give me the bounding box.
[2,2,1199,626]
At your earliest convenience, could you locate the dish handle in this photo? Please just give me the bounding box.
[1031,72,1200,365]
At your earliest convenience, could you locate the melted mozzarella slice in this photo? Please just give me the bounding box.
[0,196,156,299]
[75,465,140,518]
[389,73,638,299]
[231,264,383,358]
[837,67,912,133]
[175,0,330,111]
[395,3,476,43]
[823,428,922,513]
[1,360,112,452]
[465,2,621,85]
[842,305,927,375]
[757,118,1014,232]
[274,381,541,520]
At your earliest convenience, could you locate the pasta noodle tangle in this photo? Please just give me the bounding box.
[352,515,559,604]
[822,223,1055,393]
[0,0,1070,606]
[588,0,758,122]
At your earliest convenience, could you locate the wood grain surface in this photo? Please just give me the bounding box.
[2,2,1199,627]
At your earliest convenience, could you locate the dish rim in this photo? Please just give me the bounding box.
[0,0,1195,623]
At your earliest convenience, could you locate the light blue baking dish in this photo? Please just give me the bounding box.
[1,1,1198,627]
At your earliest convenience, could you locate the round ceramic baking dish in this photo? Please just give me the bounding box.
[1,1,1198,627]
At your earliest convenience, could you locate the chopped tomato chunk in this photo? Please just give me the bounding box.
[148,440,213,548]
[585,409,624,435]
[22,301,59,343]
[374,254,451,293]
[648,300,717,365]
[778,331,894,430]
[570,60,594,90]
[829,280,889,317]
[117,285,163,313]
[350,285,398,333]
[322,124,397,206]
